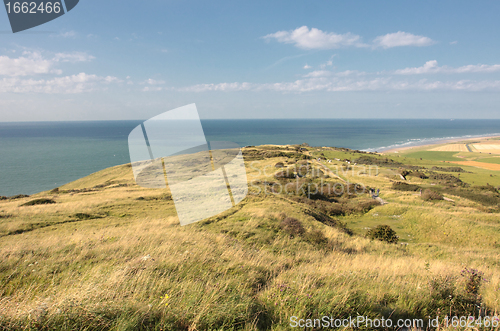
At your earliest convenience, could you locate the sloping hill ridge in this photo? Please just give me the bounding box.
[1,144,500,330]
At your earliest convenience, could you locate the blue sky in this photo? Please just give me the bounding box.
[1,0,500,121]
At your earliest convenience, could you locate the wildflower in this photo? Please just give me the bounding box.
[162,294,170,307]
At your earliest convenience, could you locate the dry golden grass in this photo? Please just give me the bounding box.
[2,146,500,329]
[430,144,469,152]
[472,143,500,154]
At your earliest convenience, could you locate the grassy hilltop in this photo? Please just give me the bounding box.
[1,140,500,330]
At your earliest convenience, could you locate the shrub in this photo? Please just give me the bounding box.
[421,189,443,201]
[74,213,102,220]
[407,171,429,179]
[304,229,328,245]
[441,187,500,207]
[354,156,403,167]
[280,217,305,237]
[461,267,485,297]
[274,162,285,168]
[427,272,484,318]
[429,275,456,301]
[366,225,398,244]
[274,170,295,179]
[20,198,56,206]
[428,172,463,185]
[431,166,466,173]
[9,194,30,200]
[392,182,420,191]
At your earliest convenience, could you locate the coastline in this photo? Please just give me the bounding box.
[380,135,500,154]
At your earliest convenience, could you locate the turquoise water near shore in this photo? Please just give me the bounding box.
[1,119,499,196]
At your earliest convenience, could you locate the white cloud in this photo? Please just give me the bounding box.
[53,52,95,63]
[395,60,500,74]
[450,41,458,45]
[57,31,77,38]
[263,28,435,50]
[303,70,332,78]
[141,78,166,85]
[0,52,54,76]
[177,75,500,93]
[263,26,365,49]
[395,60,439,74]
[178,82,253,92]
[0,51,96,77]
[142,86,163,92]
[303,64,312,69]
[373,31,436,48]
[0,73,119,93]
[335,70,366,77]
[319,59,333,69]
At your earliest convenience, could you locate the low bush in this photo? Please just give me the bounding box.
[392,182,420,191]
[431,166,466,173]
[434,186,500,209]
[428,268,487,318]
[304,229,328,245]
[421,189,443,201]
[461,267,485,297]
[366,225,398,244]
[407,171,429,179]
[8,194,30,200]
[274,170,296,179]
[354,156,403,167]
[20,198,56,206]
[73,213,102,220]
[280,217,305,237]
[428,172,463,185]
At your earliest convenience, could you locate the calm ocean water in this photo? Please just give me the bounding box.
[1,119,499,196]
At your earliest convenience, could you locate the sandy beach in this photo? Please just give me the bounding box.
[381,135,500,154]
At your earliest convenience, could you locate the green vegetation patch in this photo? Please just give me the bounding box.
[73,213,103,220]
[366,224,399,244]
[476,157,500,165]
[392,182,420,191]
[431,166,467,172]
[439,185,500,208]
[20,198,56,206]
[404,151,461,162]
[421,189,444,201]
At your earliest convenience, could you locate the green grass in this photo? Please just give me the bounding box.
[404,151,462,162]
[1,144,500,330]
[476,157,500,164]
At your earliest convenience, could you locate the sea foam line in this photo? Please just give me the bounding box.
[364,133,500,153]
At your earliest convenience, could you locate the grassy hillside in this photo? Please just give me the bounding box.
[1,143,500,330]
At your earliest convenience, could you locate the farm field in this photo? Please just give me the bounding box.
[430,144,469,152]
[471,143,500,154]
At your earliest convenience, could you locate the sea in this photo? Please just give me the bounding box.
[1,119,499,196]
